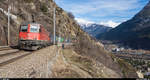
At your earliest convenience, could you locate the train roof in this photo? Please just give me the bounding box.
[21,22,42,26]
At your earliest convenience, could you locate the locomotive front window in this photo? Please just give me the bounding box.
[30,25,39,33]
[21,25,28,32]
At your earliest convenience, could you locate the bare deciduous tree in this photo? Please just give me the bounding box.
[67,12,75,19]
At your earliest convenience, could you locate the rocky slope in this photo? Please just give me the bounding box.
[0,0,138,78]
[79,23,112,38]
[98,1,150,50]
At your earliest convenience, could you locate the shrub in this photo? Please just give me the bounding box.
[40,4,48,13]
[24,0,34,3]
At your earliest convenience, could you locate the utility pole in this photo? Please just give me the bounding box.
[7,0,10,46]
[53,8,56,45]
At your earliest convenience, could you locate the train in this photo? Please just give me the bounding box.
[18,22,52,50]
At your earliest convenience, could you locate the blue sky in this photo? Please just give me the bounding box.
[55,0,149,27]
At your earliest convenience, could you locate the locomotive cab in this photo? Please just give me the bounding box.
[18,23,51,50]
[19,24,40,40]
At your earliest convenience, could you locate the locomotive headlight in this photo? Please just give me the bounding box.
[34,36,38,40]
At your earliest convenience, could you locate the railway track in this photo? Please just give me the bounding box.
[0,50,23,57]
[0,50,33,67]
[0,47,13,51]
[0,46,50,67]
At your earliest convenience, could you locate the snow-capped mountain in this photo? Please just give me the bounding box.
[79,23,112,38]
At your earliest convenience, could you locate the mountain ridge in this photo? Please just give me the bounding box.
[98,1,150,50]
[79,23,112,37]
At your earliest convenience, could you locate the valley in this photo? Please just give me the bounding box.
[101,40,150,78]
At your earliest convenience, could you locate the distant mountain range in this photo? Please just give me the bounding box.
[97,1,150,50]
[79,23,112,38]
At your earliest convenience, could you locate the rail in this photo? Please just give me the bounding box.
[0,50,33,67]
[0,47,12,51]
[0,52,31,67]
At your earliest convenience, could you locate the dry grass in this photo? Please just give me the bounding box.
[109,51,138,78]
[62,49,106,78]
[116,58,138,78]
[53,68,81,78]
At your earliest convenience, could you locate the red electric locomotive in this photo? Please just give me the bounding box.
[18,23,51,50]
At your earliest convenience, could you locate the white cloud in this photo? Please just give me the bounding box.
[55,0,148,23]
[99,21,121,28]
[59,0,142,15]
[75,18,94,25]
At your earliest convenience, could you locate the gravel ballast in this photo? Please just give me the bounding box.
[0,46,57,78]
